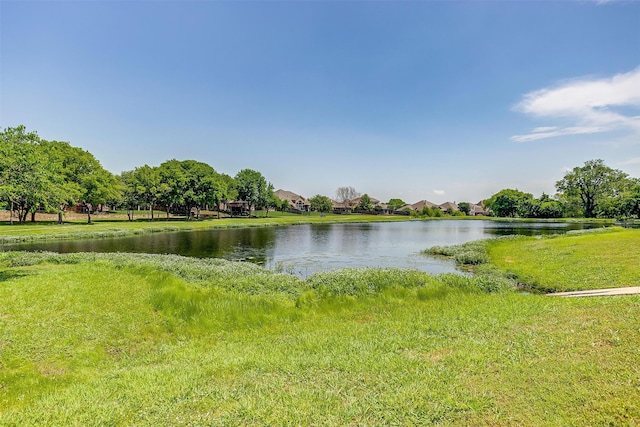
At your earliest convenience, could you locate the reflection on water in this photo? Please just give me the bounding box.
[1,220,605,276]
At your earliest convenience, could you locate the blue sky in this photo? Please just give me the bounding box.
[2,0,639,204]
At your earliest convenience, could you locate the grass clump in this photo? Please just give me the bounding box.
[425,240,492,265]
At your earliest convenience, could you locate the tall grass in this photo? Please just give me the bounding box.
[1,251,639,425]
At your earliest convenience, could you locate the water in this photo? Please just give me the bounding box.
[0,220,604,276]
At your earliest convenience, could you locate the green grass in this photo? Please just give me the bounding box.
[486,228,640,292]
[0,212,409,244]
[1,251,639,425]
[426,228,640,293]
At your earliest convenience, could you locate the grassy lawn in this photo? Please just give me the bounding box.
[0,211,410,244]
[1,252,639,425]
[486,228,640,292]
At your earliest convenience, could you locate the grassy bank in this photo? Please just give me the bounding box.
[1,251,639,425]
[426,227,640,293]
[0,212,409,244]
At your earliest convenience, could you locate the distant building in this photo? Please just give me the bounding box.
[274,189,310,213]
[402,200,438,212]
[470,201,490,216]
[438,201,459,213]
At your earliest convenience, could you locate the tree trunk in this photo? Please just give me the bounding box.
[31,211,36,222]
[19,209,28,224]
[58,212,63,225]
[9,201,13,225]
[166,206,170,221]
[151,203,155,220]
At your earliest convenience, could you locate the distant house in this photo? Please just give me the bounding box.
[403,200,437,212]
[274,189,310,213]
[470,201,490,216]
[438,202,459,213]
[351,196,390,214]
[331,198,356,214]
[228,201,250,216]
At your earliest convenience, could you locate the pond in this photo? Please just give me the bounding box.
[1,220,606,277]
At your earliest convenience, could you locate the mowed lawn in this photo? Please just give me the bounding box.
[1,252,638,426]
[0,211,408,245]
[486,228,640,292]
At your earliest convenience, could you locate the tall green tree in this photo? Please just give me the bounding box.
[234,169,268,215]
[357,194,373,211]
[484,189,533,218]
[157,159,187,220]
[136,165,161,220]
[40,138,120,224]
[180,160,222,220]
[556,159,628,218]
[309,194,333,214]
[119,170,140,221]
[0,126,74,224]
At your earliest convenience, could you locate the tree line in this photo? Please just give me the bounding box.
[0,126,287,224]
[483,159,640,219]
[1,126,638,224]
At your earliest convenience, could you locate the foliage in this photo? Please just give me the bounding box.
[309,194,333,213]
[484,189,533,218]
[0,126,75,223]
[556,159,629,218]
[411,206,443,218]
[386,198,406,212]
[457,202,471,215]
[357,193,373,211]
[234,169,270,214]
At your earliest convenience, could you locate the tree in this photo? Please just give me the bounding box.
[458,202,471,216]
[357,194,373,211]
[386,198,406,212]
[556,159,628,218]
[619,179,640,218]
[130,165,161,220]
[309,194,333,214]
[40,138,121,224]
[260,182,279,217]
[217,173,236,218]
[79,162,120,224]
[157,159,187,220]
[536,193,565,219]
[119,170,140,221]
[0,126,76,224]
[234,169,269,215]
[484,189,533,218]
[335,186,360,203]
[179,160,222,220]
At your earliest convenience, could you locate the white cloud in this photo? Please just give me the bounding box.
[433,189,445,196]
[619,157,640,166]
[511,66,640,142]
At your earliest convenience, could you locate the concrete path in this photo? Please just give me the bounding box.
[548,286,640,297]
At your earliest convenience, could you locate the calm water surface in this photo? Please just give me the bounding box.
[1,220,605,276]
